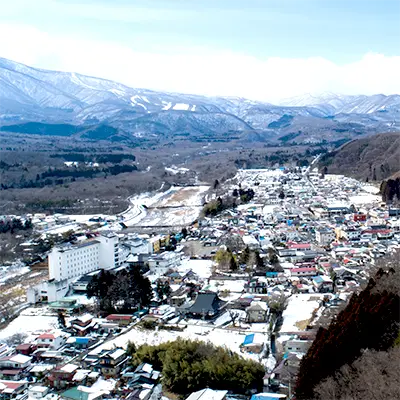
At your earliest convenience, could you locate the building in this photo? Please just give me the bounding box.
[244,278,267,294]
[48,233,119,282]
[0,354,32,370]
[290,267,317,278]
[312,275,333,292]
[182,292,227,319]
[96,348,128,377]
[186,389,227,400]
[240,333,265,354]
[147,252,180,274]
[315,228,335,246]
[28,386,49,400]
[284,339,312,353]
[246,301,269,323]
[36,331,67,350]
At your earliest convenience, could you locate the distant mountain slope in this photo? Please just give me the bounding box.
[319,132,400,181]
[0,57,399,142]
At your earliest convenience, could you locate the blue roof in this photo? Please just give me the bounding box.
[76,338,89,344]
[242,333,255,346]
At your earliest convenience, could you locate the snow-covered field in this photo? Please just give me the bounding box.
[92,324,268,363]
[123,186,209,227]
[281,294,323,332]
[0,307,59,341]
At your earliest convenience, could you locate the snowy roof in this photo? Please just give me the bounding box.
[109,348,125,360]
[9,354,32,364]
[186,388,228,400]
[60,364,79,373]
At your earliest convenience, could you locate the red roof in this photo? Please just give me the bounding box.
[106,314,132,321]
[288,243,311,249]
[363,229,391,234]
[38,333,55,340]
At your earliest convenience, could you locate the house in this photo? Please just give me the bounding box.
[183,292,227,319]
[36,331,67,350]
[284,339,312,353]
[251,394,287,400]
[60,386,103,400]
[312,275,333,292]
[15,343,37,356]
[244,278,267,294]
[105,314,133,327]
[186,388,228,400]
[246,301,269,323]
[0,354,32,370]
[240,333,265,354]
[0,380,28,398]
[147,252,180,273]
[315,228,335,246]
[97,348,129,377]
[48,364,79,389]
[69,314,96,336]
[290,267,317,278]
[28,386,49,400]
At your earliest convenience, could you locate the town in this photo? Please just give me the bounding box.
[1,166,399,400]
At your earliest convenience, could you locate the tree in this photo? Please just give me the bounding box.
[156,279,172,303]
[213,179,219,190]
[57,311,66,328]
[131,339,264,396]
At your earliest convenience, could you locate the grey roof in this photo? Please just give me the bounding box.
[188,292,226,314]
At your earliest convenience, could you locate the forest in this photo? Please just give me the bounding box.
[295,255,400,400]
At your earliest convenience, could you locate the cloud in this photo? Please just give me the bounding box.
[0,23,399,103]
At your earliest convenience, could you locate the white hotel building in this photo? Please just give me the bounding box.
[28,232,119,304]
[49,232,119,281]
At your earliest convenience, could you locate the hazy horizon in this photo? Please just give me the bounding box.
[1,0,399,102]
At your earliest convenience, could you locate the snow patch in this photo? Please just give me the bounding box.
[172,103,190,111]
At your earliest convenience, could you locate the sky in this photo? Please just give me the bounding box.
[0,0,399,102]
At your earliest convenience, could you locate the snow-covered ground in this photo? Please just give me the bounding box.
[176,259,213,279]
[122,186,209,228]
[281,294,323,332]
[92,324,268,363]
[0,307,59,341]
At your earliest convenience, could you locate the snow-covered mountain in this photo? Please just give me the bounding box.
[281,92,400,115]
[0,57,399,141]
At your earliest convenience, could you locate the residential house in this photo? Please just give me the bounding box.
[244,278,267,294]
[15,344,37,356]
[315,228,335,246]
[246,301,269,323]
[186,389,228,400]
[28,386,49,400]
[48,364,79,389]
[312,275,333,292]
[36,331,67,350]
[97,348,129,378]
[240,333,265,354]
[290,267,317,278]
[0,380,28,399]
[284,339,312,353]
[69,314,96,336]
[0,354,32,370]
[105,314,133,327]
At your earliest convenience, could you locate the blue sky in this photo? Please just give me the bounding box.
[0,0,399,101]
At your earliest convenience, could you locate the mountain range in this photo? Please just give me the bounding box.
[0,57,399,143]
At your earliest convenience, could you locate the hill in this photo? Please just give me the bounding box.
[319,132,400,181]
[296,256,400,399]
